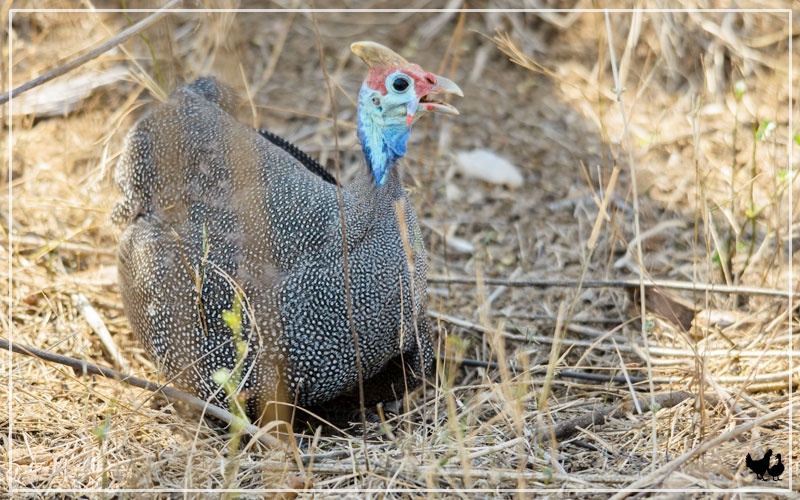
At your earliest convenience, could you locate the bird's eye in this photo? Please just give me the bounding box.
[392,76,411,93]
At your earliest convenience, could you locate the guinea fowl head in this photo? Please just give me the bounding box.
[352,41,462,186]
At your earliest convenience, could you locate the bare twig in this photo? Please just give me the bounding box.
[443,358,649,384]
[1,0,180,105]
[427,275,793,298]
[0,337,284,449]
[433,311,799,359]
[449,355,798,388]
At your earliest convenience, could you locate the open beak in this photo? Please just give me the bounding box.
[419,74,462,116]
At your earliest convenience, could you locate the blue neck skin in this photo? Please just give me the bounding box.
[356,83,412,186]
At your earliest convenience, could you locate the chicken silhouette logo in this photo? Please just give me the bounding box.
[745,449,784,481]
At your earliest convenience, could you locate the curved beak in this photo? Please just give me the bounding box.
[420,74,462,116]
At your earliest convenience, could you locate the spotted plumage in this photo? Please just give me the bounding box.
[113,42,461,424]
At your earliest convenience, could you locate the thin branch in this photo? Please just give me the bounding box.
[447,356,649,384]
[427,275,793,298]
[446,357,797,388]
[0,337,284,449]
[433,311,800,359]
[1,0,180,105]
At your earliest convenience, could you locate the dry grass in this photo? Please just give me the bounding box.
[2,2,797,498]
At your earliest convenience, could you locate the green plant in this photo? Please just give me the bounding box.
[212,292,250,497]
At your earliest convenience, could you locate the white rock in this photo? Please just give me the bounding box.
[446,236,475,254]
[456,149,524,188]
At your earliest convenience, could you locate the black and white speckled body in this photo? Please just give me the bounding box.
[113,77,434,421]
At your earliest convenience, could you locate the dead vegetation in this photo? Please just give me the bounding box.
[2,2,798,498]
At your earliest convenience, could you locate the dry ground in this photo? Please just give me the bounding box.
[2,2,798,498]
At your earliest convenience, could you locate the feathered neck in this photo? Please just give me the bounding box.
[356,83,411,187]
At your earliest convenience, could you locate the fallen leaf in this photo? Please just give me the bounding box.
[630,287,696,332]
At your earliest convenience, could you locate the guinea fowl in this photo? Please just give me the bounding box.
[768,453,784,481]
[745,449,772,481]
[112,41,461,425]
